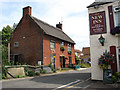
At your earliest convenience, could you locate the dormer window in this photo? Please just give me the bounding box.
[114,6,120,27]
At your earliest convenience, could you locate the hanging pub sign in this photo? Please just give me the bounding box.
[89,11,106,35]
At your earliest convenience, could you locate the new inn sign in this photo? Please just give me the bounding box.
[89,11,106,35]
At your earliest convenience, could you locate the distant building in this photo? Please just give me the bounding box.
[75,49,81,58]
[87,1,120,80]
[10,6,75,68]
[80,47,90,63]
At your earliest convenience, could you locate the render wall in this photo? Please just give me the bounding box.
[88,2,119,80]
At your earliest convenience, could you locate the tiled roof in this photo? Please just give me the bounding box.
[30,16,75,44]
[87,2,112,8]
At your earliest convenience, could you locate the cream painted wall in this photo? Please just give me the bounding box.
[88,2,119,80]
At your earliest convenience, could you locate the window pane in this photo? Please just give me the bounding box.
[69,56,72,64]
[50,41,55,49]
[61,42,64,46]
[68,44,71,51]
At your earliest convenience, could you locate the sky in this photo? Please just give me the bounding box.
[0,0,95,50]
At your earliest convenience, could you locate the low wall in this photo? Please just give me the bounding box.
[7,67,25,78]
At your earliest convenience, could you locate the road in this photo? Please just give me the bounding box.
[2,68,91,89]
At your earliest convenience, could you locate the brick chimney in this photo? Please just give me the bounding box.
[23,6,31,17]
[56,22,62,30]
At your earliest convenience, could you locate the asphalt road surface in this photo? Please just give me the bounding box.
[2,68,91,89]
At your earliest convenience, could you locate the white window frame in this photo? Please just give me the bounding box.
[50,40,55,50]
[117,47,120,72]
[68,43,71,51]
[113,6,120,27]
[14,42,19,47]
[60,42,64,46]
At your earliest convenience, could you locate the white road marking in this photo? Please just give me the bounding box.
[53,80,81,90]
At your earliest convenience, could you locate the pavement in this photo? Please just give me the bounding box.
[1,68,120,89]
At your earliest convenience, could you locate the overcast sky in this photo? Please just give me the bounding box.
[0,0,95,50]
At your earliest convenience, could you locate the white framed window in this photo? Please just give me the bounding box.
[68,43,71,51]
[14,42,19,47]
[114,6,120,26]
[117,47,120,72]
[61,42,64,46]
[50,40,55,50]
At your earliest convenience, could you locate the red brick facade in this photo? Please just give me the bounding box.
[10,6,75,68]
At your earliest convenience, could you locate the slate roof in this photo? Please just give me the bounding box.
[30,16,75,44]
[87,2,112,8]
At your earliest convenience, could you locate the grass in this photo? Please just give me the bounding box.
[80,63,91,68]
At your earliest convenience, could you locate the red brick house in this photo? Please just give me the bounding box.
[10,6,75,68]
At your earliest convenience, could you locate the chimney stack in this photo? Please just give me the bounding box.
[56,22,62,30]
[23,6,31,17]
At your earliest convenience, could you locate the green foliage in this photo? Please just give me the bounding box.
[40,69,46,74]
[98,50,114,69]
[15,75,24,78]
[35,72,40,76]
[68,51,72,55]
[60,46,65,51]
[75,55,81,65]
[80,63,90,68]
[116,72,120,78]
[28,70,34,76]
[2,45,8,65]
[112,75,118,83]
[1,24,17,65]
[2,25,14,46]
[2,74,6,79]
[2,65,8,79]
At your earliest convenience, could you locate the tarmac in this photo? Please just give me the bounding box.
[1,68,120,89]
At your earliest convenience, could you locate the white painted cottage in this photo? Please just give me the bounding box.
[87,1,120,80]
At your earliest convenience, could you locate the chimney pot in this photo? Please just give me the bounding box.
[56,22,62,30]
[23,6,31,17]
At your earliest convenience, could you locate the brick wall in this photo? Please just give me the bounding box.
[10,15,43,65]
[43,35,75,68]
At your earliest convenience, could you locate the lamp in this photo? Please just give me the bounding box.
[98,35,105,46]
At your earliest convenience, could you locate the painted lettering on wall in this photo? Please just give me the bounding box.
[89,11,106,35]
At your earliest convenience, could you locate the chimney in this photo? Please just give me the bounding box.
[23,6,31,17]
[56,22,62,30]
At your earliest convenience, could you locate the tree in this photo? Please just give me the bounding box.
[1,23,17,65]
[75,55,81,65]
[2,25,13,47]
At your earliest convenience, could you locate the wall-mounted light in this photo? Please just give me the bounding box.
[98,35,105,46]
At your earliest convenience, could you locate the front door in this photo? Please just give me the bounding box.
[117,48,120,72]
[60,56,65,68]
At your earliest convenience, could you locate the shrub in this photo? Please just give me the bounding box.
[112,75,118,83]
[35,72,40,76]
[40,70,46,74]
[116,72,120,78]
[68,51,72,55]
[15,75,24,78]
[60,46,65,51]
[28,70,34,76]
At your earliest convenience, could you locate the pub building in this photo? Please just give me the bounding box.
[87,1,120,80]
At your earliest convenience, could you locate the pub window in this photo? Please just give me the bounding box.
[61,42,64,46]
[68,43,71,51]
[114,6,120,26]
[50,40,55,50]
[14,42,19,47]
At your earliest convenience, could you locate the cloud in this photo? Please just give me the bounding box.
[0,0,95,50]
